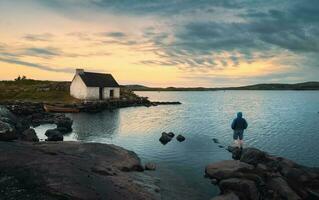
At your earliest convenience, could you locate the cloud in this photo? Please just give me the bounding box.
[131,0,319,73]
[100,31,127,38]
[23,47,61,57]
[38,0,244,16]
[0,57,73,73]
[23,33,55,41]
[2,0,319,85]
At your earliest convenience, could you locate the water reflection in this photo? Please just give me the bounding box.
[69,109,120,141]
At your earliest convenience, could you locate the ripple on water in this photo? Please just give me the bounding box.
[34,91,319,199]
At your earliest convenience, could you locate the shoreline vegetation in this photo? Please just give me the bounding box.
[0,79,181,111]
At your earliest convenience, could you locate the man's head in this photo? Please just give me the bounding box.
[237,112,243,118]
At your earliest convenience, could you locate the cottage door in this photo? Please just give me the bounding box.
[110,90,114,98]
[99,87,103,100]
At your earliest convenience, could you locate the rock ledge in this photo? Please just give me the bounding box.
[0,141,158,200]
[206,147,319,200]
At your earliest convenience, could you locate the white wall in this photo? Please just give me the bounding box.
[103,87,120,99]
[70,75,88,99]
[70,75,120,100]
[86,87,100,100]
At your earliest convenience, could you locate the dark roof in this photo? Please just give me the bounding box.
[79,72,120,87]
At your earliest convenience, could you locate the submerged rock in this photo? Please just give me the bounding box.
[212,138,219,143]
[205,147,319,200]
[45,129,63,141]
[20,128,39,142]
[0,141,157,200]
[145,162,156,171]
[176,134,185,142]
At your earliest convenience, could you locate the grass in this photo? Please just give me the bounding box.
[0,79,140,103]
[0,79,79,103]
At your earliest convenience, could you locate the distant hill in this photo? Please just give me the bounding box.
[123,85,150,90]
[125,82,319,91]
[223,82,319,90]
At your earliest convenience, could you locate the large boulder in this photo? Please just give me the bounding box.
[176,134,185,142]
[55,117,73,134]
[0,121,17,141]
[20,128,39,142]
[159,132,174,145]
[45,129,63,141]
[205,160,254,180]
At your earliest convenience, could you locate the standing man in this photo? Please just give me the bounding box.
[231,112,248,148]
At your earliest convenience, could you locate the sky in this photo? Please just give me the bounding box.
[0,0,318,87]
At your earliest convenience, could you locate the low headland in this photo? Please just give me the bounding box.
[0,79,181,113]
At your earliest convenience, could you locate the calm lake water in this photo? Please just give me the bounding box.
[35,91,319,200]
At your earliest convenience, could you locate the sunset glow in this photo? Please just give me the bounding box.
[1,0,318,87]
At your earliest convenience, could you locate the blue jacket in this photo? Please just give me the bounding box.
[231,112,248,130]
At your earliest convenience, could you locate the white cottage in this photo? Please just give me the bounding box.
[70,69,120,100]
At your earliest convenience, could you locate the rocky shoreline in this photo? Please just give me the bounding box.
[1,99,181,113]
[0,105,160,200]
[2,101,319,200]
[0,141,160,200]
[205,147,319,200]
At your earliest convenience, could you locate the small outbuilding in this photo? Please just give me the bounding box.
[70,69,120,100]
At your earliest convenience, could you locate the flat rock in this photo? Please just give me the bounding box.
[0,141,157,200]
[205,160,254,180]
